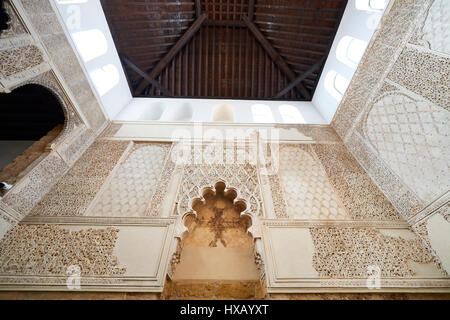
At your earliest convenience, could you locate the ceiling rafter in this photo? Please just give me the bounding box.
[242,15,311,99]
[274,57,325,99]
[120,54,173,96]
[135,12,207,95]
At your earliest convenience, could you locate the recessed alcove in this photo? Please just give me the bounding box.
[175,182,257,280]
[165,181,264,299]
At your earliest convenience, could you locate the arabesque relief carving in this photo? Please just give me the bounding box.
[0,225,126,281]
[310,227,438,278]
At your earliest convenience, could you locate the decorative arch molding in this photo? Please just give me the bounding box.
[170,180,265,280]
[174,181,262,240]
[174,161,264,222]
[8,71,83,148]
[0,74,96,221]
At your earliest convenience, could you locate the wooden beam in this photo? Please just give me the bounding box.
[135,13,207,94]
[120,54,173,97]
[195,0,201,18]
[242,15,311,99]
[248,0,255,22]
[273,57,325,99]
[204,19,246,28]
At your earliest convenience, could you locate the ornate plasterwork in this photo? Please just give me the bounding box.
[0,224,125,278]
[0,70,96,222]
[29,141,129,217]
[263,219,408,228]
[0,0,108,238]
[278,145,348,220]
[89,143,170,217]
[170,181,264,280]
[387,48,450,110]
[0,1,50,90]
[0,198,21,225]
[147,147,177,217]
[2,151,69,214]
[98,123,123,139]
[174,144,263,220]
[14,0,107,132]
[411,203,450,276]
[0,200,22,238]
[0,44,43,78]
[176,163,262,218]
[344,132,425,220]
[330,0,449,231]
[10,70,83,148]
[332,0,428,139]
[264,140,402,221]
[182,182,254,249]
[363,93,450,203]
[410,0,450,55]
[312,144,403,221]
[266,174,288,219]
[309,227,436,278]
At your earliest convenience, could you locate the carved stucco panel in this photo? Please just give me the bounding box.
[29,140,129,217]
[278,145,348,220]
[364,93,450,203]
[2,151,69,214]
[387,47,450,110]
[410,0,450,55]
[0,45,44,78]
[89,143,170,217]
[331,0,427,139]
[16,0,108,131]
[345,131,425,219]
[0,225,126,278]
[310,227,437,278]
[312,143,403,221]
[147,148,177,217]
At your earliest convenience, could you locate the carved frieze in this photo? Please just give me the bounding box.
[310,227,437,278]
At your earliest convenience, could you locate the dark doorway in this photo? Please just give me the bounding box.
[0,84,65,188]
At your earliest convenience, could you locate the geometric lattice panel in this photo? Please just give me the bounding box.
[366,93,450,202]
[422,0,450,55]
[278,145,348,220]
[88,144,169,217]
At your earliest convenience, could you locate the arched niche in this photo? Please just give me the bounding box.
[0,84,67,190]
[165,181,265,298]
[211,103,235,122]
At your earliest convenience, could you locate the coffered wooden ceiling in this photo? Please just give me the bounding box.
[101,0,347,100]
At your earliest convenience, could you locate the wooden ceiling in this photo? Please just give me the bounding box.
[101,0,347,101]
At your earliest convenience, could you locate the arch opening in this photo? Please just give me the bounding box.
[0,84,65,193]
